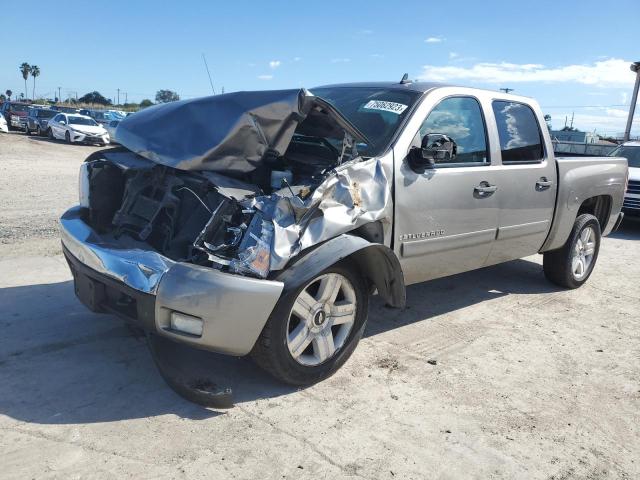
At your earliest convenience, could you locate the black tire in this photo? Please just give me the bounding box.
[65,131,71,144]
[543,214,601,289]
[251,261,369,386]
[36,125,41,136]
[47,128,54,140]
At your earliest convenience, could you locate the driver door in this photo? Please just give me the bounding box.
[393,92,500,285]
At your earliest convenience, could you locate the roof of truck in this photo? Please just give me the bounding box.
[313,81,449,93]
[313,82,536,102]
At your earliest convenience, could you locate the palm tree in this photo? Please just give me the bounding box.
[19,62,30,100]
[30,65,40,100]
[5,89,11,101]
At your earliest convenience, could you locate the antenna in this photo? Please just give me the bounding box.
[499,87,514,93]
[202,53,216,95]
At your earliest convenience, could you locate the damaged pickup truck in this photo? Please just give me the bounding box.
[61,82,627,391]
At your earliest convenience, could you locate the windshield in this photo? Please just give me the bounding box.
[10,104,29,113]
[609,145,640,168]
[311,87,421,156]
[68,116,98,126]
[36,109,56,119]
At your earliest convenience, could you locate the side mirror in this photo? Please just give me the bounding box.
[409,134,457,172]
[60,120,66,125]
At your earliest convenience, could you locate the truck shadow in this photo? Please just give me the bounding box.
[0,257,558,425]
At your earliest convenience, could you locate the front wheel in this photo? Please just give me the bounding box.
[65,131,71,144]
[543,214,601,289]
[252,262,369,385]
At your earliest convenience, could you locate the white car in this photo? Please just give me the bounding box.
[47,113,110,145]
[609,141,640,217]
[0,114,8,133]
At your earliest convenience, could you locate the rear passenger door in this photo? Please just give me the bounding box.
[485,100,557,265]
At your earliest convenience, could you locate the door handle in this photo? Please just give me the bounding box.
[474,182,498,196]
[536,178,553,190]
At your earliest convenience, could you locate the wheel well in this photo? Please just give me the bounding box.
[276,234,406,309]
[577,195,611,229]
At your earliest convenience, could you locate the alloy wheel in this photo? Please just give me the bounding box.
[286,273,357,366]
[572,226,596,280]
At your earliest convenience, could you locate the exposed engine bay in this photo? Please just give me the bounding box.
[80,89,392,279]
[82,141,390,279]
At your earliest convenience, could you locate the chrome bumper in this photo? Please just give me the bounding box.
[60,206,284,355]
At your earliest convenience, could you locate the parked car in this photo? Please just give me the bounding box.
[47,113,110,145]
[104,119,120,142]
[0,114,8,133]
[51,105,81,114]
[26,107,58,136]
[0,102,30,130]
[609,141,640,216]
[79,109,124,126]
[60,82,626,394]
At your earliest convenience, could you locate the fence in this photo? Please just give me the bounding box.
[552,141,618,157]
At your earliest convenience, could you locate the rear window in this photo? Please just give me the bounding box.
[36,109,56,119]
[492,101,544,163]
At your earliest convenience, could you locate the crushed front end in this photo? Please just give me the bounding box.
[60,88,392,356]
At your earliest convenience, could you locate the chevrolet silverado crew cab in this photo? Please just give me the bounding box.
[60,81,627,388]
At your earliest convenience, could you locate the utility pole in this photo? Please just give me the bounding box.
[500,88,514,94]
[623,61,640,142]
[125,92,128,104]
[117,88,120,106]
[57,86,61,103]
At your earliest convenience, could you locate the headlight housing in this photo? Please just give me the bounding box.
[79,162,91,208]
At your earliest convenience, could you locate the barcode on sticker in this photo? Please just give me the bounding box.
[363,100,408,114]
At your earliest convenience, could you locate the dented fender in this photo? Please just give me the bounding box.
[275,234,406,308]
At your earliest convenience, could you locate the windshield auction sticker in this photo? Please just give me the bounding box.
[363,100,408,114]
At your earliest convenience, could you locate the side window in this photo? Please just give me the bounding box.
[418,96,489,165]
[492,101,544,163]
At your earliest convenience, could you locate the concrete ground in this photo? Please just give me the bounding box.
[1,132,639,479]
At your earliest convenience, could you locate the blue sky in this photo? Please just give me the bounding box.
[2,0,638,136]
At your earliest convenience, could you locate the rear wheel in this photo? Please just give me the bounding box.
[47,128,54,140]
[252,262,369,385]
[543,214,601,289]
[36,125,42,136]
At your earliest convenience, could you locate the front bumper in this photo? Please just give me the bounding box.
[623,194,640,216]
[11,116,27,128]
[60,206,284,355]
[72,131,110,144]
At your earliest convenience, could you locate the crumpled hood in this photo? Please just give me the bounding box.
[115,88,368,174]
